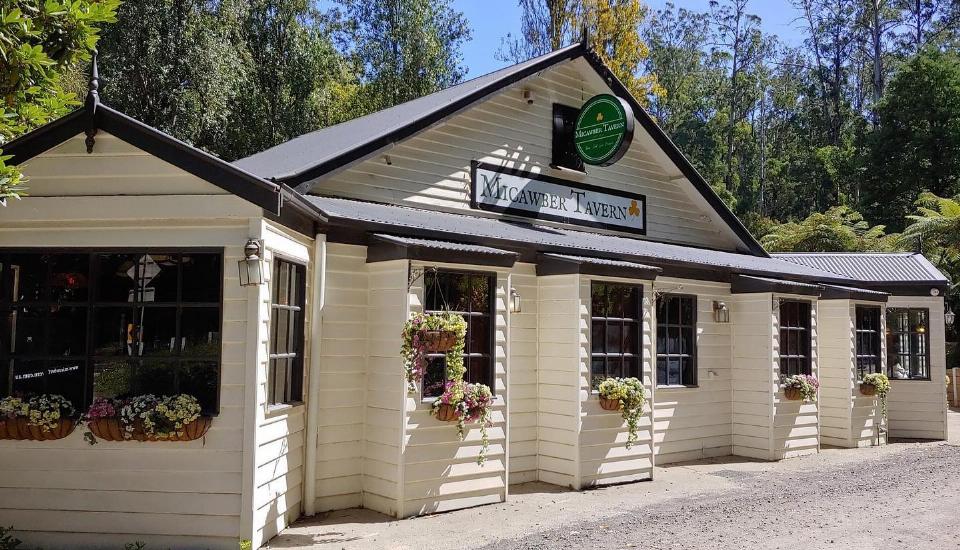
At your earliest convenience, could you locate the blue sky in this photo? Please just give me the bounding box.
[458,0,806,78]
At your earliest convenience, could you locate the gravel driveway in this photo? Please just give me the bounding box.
[483,443,960,550]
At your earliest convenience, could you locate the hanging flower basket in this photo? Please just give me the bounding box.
[783,387,803,401]
[83,395,211,443]
[859,383,878,396]
[599,397,621,411]
[434,403,459,422]
[0,394,78,441]
[421,329,459,353]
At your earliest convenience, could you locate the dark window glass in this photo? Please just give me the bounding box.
[886,307,930,380]
[590,282,643,390]
[422,270,495,398]
[855,306,882,378]
[779,300,812,376]
[656,294,697,386]
[268,259,306,405]
[0,250,223,413]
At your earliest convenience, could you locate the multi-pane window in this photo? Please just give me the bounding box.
[422,270,495,398]
[590,282,642,389]
[855,306,882,378]
[779,300,812,376]
[656,294,697,386]
[886,308,930,380]
[268,259,306,405]
[0,250,223,413]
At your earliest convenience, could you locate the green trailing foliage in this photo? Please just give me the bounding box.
[597,377,647,449]
[0,526,20,550]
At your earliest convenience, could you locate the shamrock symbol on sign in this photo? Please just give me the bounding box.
[628,200,641,217]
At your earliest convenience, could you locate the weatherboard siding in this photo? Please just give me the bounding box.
[508,262,539,484]
[403,262,508,517]
[731,293,775,460]
[0,201,253,549]
[772,295,820,460]
[817,299,854,447]
[886,296,948,440]
[578,277,654,487]
[652,279,734,465]
[312,60,741,252]
[252,223,314,546]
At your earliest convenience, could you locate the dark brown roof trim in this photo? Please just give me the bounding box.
[367,234,519,267]
[731,274,822,296]
[820,284,889,302]
[536,252,661,280]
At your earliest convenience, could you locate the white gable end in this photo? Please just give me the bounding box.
[311,58,744,252]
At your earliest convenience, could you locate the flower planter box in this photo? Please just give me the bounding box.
[599,397,621,411]
[86,416,212,442]
[434,403,459,422]
[783,387,803,401]
[421,330,458,353]
[860,383,878,397]
[0,417,76,441]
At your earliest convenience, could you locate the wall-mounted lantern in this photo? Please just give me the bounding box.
[238,239,265,287]
[713,301,730,323]
[509,287,522,314]
[946,306,956,327]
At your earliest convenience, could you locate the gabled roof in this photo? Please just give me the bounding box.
[772,253,948,285]
[2,56,326,222]
[234,42,766,256]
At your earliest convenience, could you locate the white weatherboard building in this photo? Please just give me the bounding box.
[0,44,950,549]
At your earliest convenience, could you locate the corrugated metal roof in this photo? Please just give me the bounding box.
[372,234,517,256]
[234,45,583,181]
[541,253,661,272]
[309,196,846,282]
[771,253,947,283]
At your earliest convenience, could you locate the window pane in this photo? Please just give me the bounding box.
[656,358,666,386]
[464,275,490,312]
[468,356,489,386]
[142,253,179,303]
[681,357,696,385]
[181,254,221,303]
[592,284,608,318]
[0,308,11,355]
[273,308,290,355]
[469,316,490,354]
[606,322,622,353]
[92,307,134,356]
[47,306,87,356]
[96,254,139,303]
[10,360,47,397]
[624,287,640,320]
[668,326,680,354]
[9,306,45,355]
[135,361,179,397]
[592,358,606,390]
[623,357,640,379]
[181,307,220,357]
[423,357,446,397]
[137,307,178,357]
[93,359,134,399]
[680,296,695,325]
[5,254,47,303]
[592,321,604,354]
[181,361,219,412]
[607,356,622,379]
[49,254,90,303]
[45,360,85,405]
[623,322,640,355]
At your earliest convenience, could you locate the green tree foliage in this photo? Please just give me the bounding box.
[862,48,960,230]
[0,0,119,203]
[902,191,960,273]
[331,0,471,112]
[760,206,898,252]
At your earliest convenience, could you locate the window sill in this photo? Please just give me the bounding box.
[889,377,932,382]
[656,384,699,390]
[265,401,304,418]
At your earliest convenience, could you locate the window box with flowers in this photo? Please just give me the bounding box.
[401,312,467,393]
[781,374,819,402]
[0,394,78,440]
[597,377,647,449]
[430,380,494,464]
[83,394,212,443]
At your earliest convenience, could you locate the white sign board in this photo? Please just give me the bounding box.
[470,162,646,234]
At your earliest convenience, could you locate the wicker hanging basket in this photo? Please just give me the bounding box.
[783,387,803,401]
[434,403,459,422]
[86,416,212,442]
[0,417,76,441]
[422,330,459,353]
[600,397,621,411]
[859,383,878,397]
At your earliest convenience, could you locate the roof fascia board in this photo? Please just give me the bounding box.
[820,285,888,302]
[3,109,87,165]
[366,235,519,267]
[536,253,661,280]
[577,52,767,258]
[285,44,587,192]
[731,275,822,296]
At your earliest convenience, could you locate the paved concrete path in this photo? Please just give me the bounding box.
[267,410,960,550]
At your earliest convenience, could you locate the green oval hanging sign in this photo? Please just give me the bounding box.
[574,94,634,166]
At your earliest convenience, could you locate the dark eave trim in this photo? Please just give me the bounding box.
[284,45,587,192]
[4,109,87,165]
[579,50,767,257]
[536,252,661,280]
[731,274,822,297]
[820,284,888,303]
[366,234,519,267]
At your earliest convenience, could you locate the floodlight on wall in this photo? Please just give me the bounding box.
[713,301,730,323]
[946,306,956,327]
[238,239,265,287]
[509,287,522,314]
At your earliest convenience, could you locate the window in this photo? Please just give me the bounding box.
[0,250,222,413]
[886,308,930,380]
[422,270,495,398]
[779,300,811,376]
[656,294,697,386]
[268,259,306,405]
[590,282,643,389]
[855,306,882,378]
